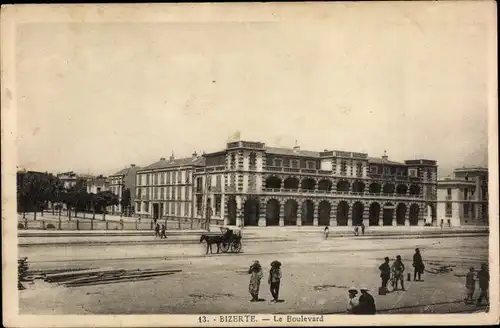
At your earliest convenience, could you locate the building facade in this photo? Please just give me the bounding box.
[437,167,488,226]
[134,154,204,220]
[57,171,79,189]
[192,140,438,228]
[85,175,108,194]
[108,164,141,213]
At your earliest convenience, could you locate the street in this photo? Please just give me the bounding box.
[19,234,488,314]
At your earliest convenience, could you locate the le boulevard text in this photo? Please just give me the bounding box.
[198,315,325,324]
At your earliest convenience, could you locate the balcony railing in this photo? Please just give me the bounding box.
[260,188,424,199]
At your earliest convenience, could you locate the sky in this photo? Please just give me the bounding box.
[14,3,494,178]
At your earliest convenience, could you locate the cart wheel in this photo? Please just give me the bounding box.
[231,241,242,253]
[220,242,230,253]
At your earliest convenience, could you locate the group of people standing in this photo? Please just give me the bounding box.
[248,260,282,302]
[378,248,425,294]
[465,263,490,306]
[154,223,167,239]
[347,286,377,314]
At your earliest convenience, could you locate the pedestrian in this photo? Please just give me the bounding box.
[412,248,425,281]
[361,222,365,235]
[354,226,359,236]
[155,223,160,238]
[440,219,444,231]
[391,255,406,291]
[324,226,329,240]
[248,261,263,302]
[346,287,360,314]
[476,263,489,306]
[447,219,451,228]
[160,224,167,239]
[465,267,475,304]
[268,260,282,302]
[379,257,391,293]
[358,287,376,314]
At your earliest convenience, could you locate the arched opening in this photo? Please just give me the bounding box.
[318,201,331,226]
[243,198,260,226]
[396,184,408,195]
[383,183,395,194]
[352,202,364,226]
[337,180,350,192]
[369,203,381,226]
[369,183,381,194]
[409,204,419,226]
[266,199,280,226]
[301,178,316,191]
[301,200,314,225]
[227,197,237,225]
[336,201,349,226]
[283,177,299,190]
[409,184,421,195]
[425,204,436,225]
[396,203,407,226]
[352,181,366,193]
[383,203,394,226]
[318,179,332,192]
[265,176,282,189]
[284,199,298,226]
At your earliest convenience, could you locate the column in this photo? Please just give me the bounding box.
[362,202,369,227]
[297,202,302,227]
[404,209,410,226]
[313,202,319,226]
[279,200,284,226]
[330,202,337,227]
[347,205,353,226]
[392,210,397,226]
[378,207,383,226]
[258,198,266,227]
[236,197,243,227]
[418,203,425,227]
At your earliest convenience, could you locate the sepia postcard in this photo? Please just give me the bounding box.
[1,2,499,327]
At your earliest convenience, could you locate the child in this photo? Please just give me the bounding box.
[465,267,475,304]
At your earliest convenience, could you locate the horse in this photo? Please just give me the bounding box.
[200,234,223,254]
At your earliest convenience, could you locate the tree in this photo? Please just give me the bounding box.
[95,191,119,220]
[120,188,131,217]
[16,171,53,220]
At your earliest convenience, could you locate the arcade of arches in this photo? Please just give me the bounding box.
[226,196,425,227]
[264,176,422,196]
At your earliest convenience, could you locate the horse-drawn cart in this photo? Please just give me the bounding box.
[199,227,242,254]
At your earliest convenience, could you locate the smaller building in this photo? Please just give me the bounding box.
[437,167,488,226]
[108,164,142,214]
[57,171,79,189]
[85,175,108,194]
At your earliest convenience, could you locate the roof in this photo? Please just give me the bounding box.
[139,156,206,171]
[265,147,320,158]
[368,157,406,165]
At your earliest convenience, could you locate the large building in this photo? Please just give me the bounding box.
[194,140,438,227]
[108,164,142,214]
[437,167,488,226]
[134,153,204,220]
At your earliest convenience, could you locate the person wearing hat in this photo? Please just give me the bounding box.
[358,287,376,314]
[268,260,282,302]
[391,255,406,291]
[346,287,360,314]
[379,257,391,293]
[248,261,263,302]
[476,263,489,306]
[412,248,425,281]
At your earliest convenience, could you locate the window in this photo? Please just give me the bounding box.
[172,187,176,200]
[216,175,222,188]
[249,152,257,169]
[144,202,149,213]
[356,162,363,177]
[166,171,171,184]
[185,186,189,199]
[447,188,452,196]
[137,188,142,198]
[185,171,190,184]
[340,160,347,175]
[178,186,181,200]
[177,203,181,216]
[445,202,452,217]
[172,171,177,184]
[153,187,158,200]
[184,203,190,217]
[283,158,290,167]
[275,159,282,167]
[178,170,182,183]
[230,154,236,169]
[160,188,164,200]
[307,161,315,169]
[215,195,222,216]
[408,168,418,177]
[160,173,165,185]
[427,169,432,180]
[300,159,307,169]
[147,174,151,185]
[292,160,298,168]
[196,177,203,192]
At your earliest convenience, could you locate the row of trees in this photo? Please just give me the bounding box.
[17,171,129,220]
